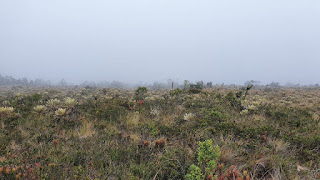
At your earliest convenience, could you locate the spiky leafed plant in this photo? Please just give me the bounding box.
[0,107,15,122]
[33,105,47,114]
[0,107,14,117]
[46,99,60,110]
[55,108,67,117]
[65,97,76,109]
[184,113,194,121]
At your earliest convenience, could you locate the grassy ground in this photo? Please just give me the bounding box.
[0,86,319,179]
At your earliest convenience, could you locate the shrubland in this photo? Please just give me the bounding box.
[0,85,319,179]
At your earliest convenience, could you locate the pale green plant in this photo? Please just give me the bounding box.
[55,108,67,116]
[0,107,6,113]
[247,104,257,111]
[0,107,14,115]
[46,99,60,109]
[33,105,47,114]
[65,97,76,109]
[240,109,249,115]
[150,108,160,116]
[184,113,194,121]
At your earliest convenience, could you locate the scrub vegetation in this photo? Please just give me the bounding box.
[0,84,319,179]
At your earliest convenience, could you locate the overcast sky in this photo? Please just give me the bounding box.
[0,0,319,84]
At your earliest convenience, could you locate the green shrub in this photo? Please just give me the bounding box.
[170,88,183,96]
[185,139,221,179]
[185,164,203,180]
[135,87,148,101]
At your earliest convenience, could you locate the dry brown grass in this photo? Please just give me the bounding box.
[126,111,140,129]
[78,120,96,139]
[219,145,237,165]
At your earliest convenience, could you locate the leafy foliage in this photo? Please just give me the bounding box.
[185,139,221,179]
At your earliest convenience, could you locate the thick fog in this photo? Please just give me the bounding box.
[0,0,320,85]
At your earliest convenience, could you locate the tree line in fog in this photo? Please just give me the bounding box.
[0,74,319,89]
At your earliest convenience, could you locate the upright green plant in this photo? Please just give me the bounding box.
[226,84,253,111]
[135,86,147,101]
[170,88,183,96]
[185,139,221,180]
[238,84,253,111]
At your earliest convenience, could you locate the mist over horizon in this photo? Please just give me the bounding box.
[1,0,320,85]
